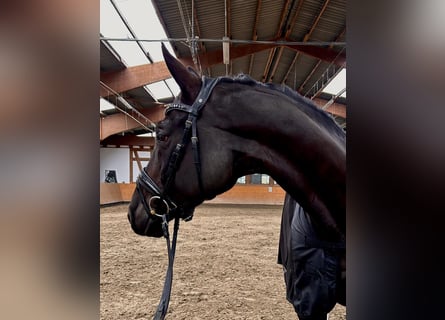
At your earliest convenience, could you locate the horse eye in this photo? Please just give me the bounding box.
[156,134,168,142]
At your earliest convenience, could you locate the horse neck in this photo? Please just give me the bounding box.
[212,82,346,238]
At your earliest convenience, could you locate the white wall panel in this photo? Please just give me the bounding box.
[100,147,130,183]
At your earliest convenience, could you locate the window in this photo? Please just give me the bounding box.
[237,176,246,184]
[251,174,270,185]
[261,175,270,184]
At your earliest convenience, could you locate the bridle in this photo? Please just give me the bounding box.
[136,76,221,221]
[135,76,221,320]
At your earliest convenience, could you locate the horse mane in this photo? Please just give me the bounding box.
[218,74,345,142]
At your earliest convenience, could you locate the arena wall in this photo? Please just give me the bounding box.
[100,183,285,205]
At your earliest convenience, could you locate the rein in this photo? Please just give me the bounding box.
[152,215,179,320]
[136,76,221,320]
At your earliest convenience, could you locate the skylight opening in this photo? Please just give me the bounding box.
[322,68,346,97]
[101,0,178,66]
[107,40,149,67]
[145,81,175,100]
[111,0,176,62]
[164,79,181,97]
[100,98,116,112]
[137,132,156,137]
[100,0,130,39]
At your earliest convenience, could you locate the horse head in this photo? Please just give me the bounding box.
[128,44,239,237]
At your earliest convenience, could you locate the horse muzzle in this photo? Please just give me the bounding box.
[128,199,164,237]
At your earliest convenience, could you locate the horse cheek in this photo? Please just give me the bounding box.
[204,150,234,193]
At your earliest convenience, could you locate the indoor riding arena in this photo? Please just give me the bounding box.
[101,203,346,319]
[101,0,346,319]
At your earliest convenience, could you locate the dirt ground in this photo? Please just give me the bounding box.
[100,203,346,319]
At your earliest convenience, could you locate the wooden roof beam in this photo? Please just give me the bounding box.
[100,105,165,141]
[181,43,277,69]
[100,61,171,98]
[99,98,344,143]
[313,98,346,118]
[281,52,300,86]
[303,0,331,42]
[248,0,263,75]
[283,0,344,86]
[226,0,232,39]
[299,60,322,92]
[100,43,276,97]
[298,27,346,92]
[284,44,346,67]
[192,2,210,76]
[266,47,285,82]
[286,0,345,74]
[101,43,344,97]
[262,0,292,82]
[101,135,155,147]
[225,0,232,75]
[268,0,305,82]
[286,0,305,38]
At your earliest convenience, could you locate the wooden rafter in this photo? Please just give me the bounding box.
[281,52,300,86]
[268,0,305,82]
[299,60,322,92]
[279,0,307,85]
[192,3,210,76]
[183,42,277,68]
[129,146,152,182]
[132,148,143,172]
[248,0,263,75]
[226,0,232,39]
[284,44,345,67]
[225,0,232,75]
[303,0,331,42]
[100,61,171,98]
[101,136,155,147]
[282,0,340,86]
[267,47,285,82]
[262,0,292,82]
[100,42,345,98]
[100,105,165,141]
[298,26,345,92]
[313,97,345,118]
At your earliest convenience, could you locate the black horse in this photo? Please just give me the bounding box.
[128,44,345,319]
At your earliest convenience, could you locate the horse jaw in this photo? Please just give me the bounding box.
[161,43,201,105]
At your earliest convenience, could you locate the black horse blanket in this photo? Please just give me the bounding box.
[278,194,345,319]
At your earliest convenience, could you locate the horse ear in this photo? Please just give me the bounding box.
[187,66,201,78]
[161,43,201,104]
